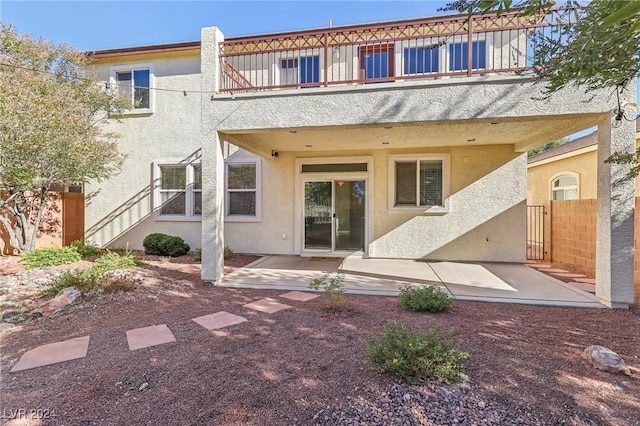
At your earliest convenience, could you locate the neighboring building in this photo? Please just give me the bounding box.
[527,120,640,307]
[85,8,637,308]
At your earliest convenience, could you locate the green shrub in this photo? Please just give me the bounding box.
[398,285,454,313]
[142,233,190,257]
[193,248,202,262]
[21,246,82,268]
[308,273,346,309]
[223,245,233,260]
[91,250,142,273]
[366,320,468,383]
[69,239,102,258]
[45,251,140,296]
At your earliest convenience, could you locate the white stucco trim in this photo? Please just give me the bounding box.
[152,160,202,222]
[294,156,374,255]
[109,62,155,115]
[388,153,451,213]
[526,145,598,168]
[224,157,262,222]
[549,171,580,201]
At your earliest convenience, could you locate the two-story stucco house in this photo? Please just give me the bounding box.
[86,8,637,308]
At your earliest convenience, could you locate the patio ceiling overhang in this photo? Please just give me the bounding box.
[218,113,602,159]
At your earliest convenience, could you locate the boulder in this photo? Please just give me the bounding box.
[36,287,81,316]
[582,345,631,376]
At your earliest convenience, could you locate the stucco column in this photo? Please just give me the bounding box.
[596,108,636,308]
[201,26,225,283]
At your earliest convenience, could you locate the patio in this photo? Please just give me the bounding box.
[221,254,603,308]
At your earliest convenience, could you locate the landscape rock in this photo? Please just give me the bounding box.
[2,309,22,322]
[36,286,81,316]
[582,345,631,376]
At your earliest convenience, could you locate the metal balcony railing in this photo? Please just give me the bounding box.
[218,7,580,93]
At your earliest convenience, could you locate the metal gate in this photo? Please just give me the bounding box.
[526,205,545,260]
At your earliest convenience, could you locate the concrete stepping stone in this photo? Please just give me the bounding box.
[569,282,596,293]
[243,298,291,314]
[11,336,90,372]
[279,291,319,302]
[192,311,247,330]
[126,324,176,351]
[574,277,596,284]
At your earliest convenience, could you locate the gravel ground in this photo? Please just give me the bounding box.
[1,256,639,426]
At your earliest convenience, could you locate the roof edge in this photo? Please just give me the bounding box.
[88,41,201,59]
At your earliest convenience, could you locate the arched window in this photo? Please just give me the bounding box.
[551,174,578,200]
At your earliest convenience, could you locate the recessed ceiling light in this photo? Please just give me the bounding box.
[383,125,393,129]
[305,144,312,148]
[467,138,476,142]
[382,141,390,145]
[490,121,500,125]
[289,130,298,134]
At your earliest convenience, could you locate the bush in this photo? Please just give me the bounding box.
[142,233,190,257]
[224,245,233,260]
[366,320,468,383]
[193,248,202,262]
[21,246,82,268]
[44,251,141,296]
[398,285,454,313]
[69,239,102,258]
[308,273,346,310]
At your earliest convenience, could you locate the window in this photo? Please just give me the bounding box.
[226,160,261,221]
[449,40,486,71]
[279,55,319,86]
[360,44,394,81]
[110,64,153,112]
[154,162,201,220]
[551,174,578,200]
[404,46,439,75]
[389,155,450,211]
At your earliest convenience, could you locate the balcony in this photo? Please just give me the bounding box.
[218,7,579,93]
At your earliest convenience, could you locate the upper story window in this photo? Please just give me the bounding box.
[154,162,201,220]
[449,40,486,71]
[404,46,439,75]
[110,63,153,113]
[360,44,394,81]
[279,55,320,86]
[389,154,450,211]
[225,159,262,222]
[551,174,578,200]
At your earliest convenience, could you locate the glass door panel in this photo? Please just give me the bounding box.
[334,180,365,251]
[304,181,332,250]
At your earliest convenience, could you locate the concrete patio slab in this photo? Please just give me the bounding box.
[221,255,603,308]
[574,278,596,284]
[568,282,596,293]
[243,298,291,314]
[340,255,440,283]
[549,272,586,278]
[126,324,176,351]
[279,291,320,302]
[541,268,570,273]
[192,311,248,330]
[11,336,90,372]
[247,255,340,272]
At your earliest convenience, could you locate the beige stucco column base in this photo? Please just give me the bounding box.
[595,101,636,308]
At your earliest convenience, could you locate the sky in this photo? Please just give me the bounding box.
[0,1,453,51]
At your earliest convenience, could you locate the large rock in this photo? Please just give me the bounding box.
[36,287,81,316]
[582,345,631,376]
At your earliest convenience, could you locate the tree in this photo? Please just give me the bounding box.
[527,137,568,157]
[0,25,126,253]
[442,1,640,94]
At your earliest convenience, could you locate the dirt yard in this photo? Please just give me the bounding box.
[1,256,639,425]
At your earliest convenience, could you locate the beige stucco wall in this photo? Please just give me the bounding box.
[224,144,525,262]
[85,51,204,251]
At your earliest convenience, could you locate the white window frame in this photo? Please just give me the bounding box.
[550,172,580,201]
[224,158,261,222]
[153,161,201,221]
[445,34,494,73]
[273,50,324,87]
[109,63,154,114]
[388,154,451,213]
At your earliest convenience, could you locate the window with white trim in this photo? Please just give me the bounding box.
[551,174,578,200]
[110,64,153,112]
[225,160,261,221]
[389,155,450,210]
[154,162,201,220]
